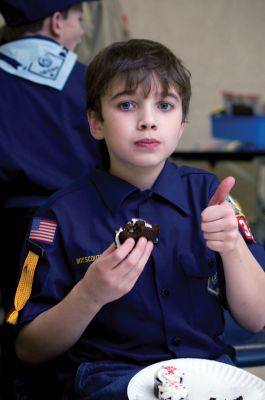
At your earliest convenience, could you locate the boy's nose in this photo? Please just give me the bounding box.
[137,117,157,131]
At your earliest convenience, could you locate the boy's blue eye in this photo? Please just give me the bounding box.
[119,101,134,110]
[159,102,172,110]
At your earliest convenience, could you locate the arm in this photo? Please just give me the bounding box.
[16,237,153,364]
[201,177,265,332]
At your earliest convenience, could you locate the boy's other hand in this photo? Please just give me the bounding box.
[201,176,239,254]
[79,237,154,309]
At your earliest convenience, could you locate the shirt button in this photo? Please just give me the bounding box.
[172,337,181,346]
[160,289,169,298]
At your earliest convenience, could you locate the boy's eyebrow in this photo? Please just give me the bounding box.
[165,92,181,102]
[109,90,135,100]
[109,90,181,101]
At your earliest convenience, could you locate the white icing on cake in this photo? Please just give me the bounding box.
[154,365,189,400]
[114,227,123,247]
[158,382,188,400]
[155,365,184,384]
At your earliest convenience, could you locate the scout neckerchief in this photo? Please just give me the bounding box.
[0,36,77,90]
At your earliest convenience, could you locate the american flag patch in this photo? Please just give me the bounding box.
[29,218,57,244]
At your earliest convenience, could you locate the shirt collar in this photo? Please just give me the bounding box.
[152,161,191,215]
[90,167,137,213]
[90,161,191,215]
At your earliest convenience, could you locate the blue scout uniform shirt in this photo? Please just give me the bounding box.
[0,35,100,205]
[18,161,265,384]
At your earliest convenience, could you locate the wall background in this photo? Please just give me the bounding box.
[120,0,265,149]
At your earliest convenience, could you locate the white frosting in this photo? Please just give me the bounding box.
[155,365,184,384]
[158,382,188,400]
[114,227,123,247]
[155,365,188,400]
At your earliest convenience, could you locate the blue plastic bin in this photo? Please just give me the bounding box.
[211,114,265,148]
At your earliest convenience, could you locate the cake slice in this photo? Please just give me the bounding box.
[114,218,159,247]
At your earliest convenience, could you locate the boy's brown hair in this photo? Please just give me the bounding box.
[86,39,192,123]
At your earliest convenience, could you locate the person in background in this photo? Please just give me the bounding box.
[0,0,100,315]
[0,0,131,64]
[13,39,265,400]
[0,0,100,398]
[76,0,131,64]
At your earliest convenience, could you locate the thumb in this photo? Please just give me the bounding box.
[208,176,236,206]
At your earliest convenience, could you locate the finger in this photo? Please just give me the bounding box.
[203,230,236,241]
[202,201,236,222]
[122,237,149,270]
[117,237,136,256]
[122,239,154,281]
[208,176,235,206]
[94,238,135,271]
[117,237,150,275]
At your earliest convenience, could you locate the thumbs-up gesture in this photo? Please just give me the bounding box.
[201,176,239,254]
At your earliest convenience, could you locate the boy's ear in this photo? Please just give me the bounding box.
[50,11,64,37]
[87,112,104,140]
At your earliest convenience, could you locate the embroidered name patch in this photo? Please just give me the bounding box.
[29,218,57,245]
[76,255,101,265]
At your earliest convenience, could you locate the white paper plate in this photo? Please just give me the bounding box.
[127,358,265,400]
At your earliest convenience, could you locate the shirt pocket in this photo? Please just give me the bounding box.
[178,252,224,336]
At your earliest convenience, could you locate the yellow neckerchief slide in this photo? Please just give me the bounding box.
[7,241,43,325]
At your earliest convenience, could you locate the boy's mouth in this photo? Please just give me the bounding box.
[135,138,160,148]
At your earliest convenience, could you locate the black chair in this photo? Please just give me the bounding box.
[0,320,17,399]
[14,359,62,400]
[0,321,62,400]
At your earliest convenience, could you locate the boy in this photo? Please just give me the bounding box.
[13,39,265,399]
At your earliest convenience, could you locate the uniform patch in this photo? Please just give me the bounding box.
[237,215,256,243]
[207,272,220,296]
[29,218,57,244]
[226,195,256,243]
[76,254,101,265]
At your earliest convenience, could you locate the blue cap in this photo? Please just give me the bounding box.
[0,0,97,27]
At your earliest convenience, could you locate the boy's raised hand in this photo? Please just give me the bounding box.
[201,176,239,254]
[80,237,153,309]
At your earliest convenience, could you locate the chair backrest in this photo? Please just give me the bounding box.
[223,310,265,367]
[14,360,61,400]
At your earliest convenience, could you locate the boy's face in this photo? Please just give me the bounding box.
[89,76,186,182]
[58,5,84,51]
